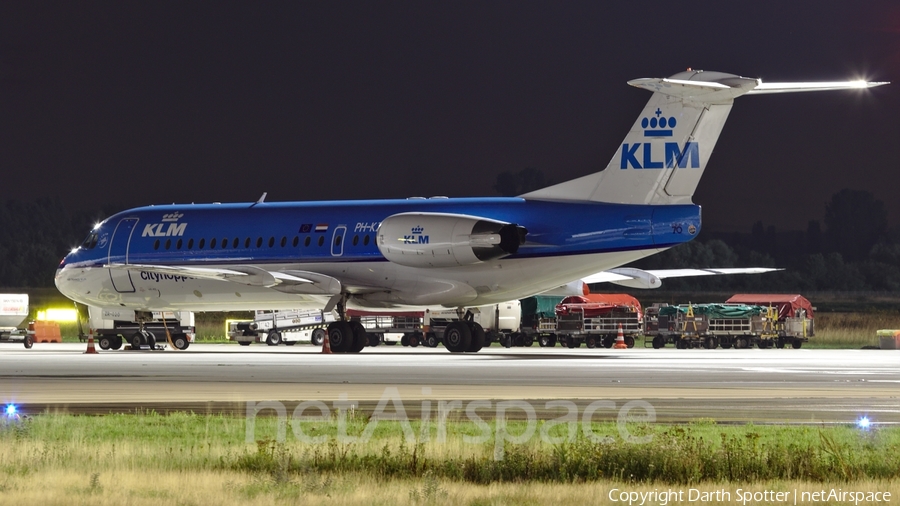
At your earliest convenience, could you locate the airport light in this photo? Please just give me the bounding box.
[36,308,79,322]
[857,416,871,430]
[5,404,16,418]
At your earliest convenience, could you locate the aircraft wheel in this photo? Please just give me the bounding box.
[98,336,112,350]
[327,321,353,352]
[466,322,485,352]
[311,328,326,346]
[131,332,144,349]
[443,321,472,353]
[266,330,282,346]
[349,322,366,353]
[146,332,157,349]
[585,336,597,349]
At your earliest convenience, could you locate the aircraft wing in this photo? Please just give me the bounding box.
[580,267,781,290]
[107,264,342,294]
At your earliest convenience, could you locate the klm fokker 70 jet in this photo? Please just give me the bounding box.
[56,70,887,353]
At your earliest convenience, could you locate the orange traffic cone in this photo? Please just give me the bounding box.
[321,331,332,354]
[84,329,99,354]
[613,323,628,349]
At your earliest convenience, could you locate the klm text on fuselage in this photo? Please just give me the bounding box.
[620,142,700,169]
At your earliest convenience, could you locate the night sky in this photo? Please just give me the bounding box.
[2,1,898,232]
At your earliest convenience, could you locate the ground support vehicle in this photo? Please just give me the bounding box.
[228,309,335,346]
[352,302,521,349]
[517,294,642,348]
[643,304,779,350]
[725,294,814,349]
[0,294,33,349]
[79,306,195,350]
[554,308,641,348]
[515,295,563,347]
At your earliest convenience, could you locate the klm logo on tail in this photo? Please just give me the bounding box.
[620,109,699,169]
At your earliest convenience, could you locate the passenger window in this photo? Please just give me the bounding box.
[211,238,217,249]
[334,235,342,247]
[318,236,325,247]
[257,237,263,248]
[269,237,275,248]
[245,238,251,248]
[199,238,206,249]
[222,238,228,249]
[363,235,370,246]
[232,238,239,248]
[188,238,194,249]
[280,236,287,247]
[165,239,171,250]
[176,239,183,250]
[292,236,299,247]
[352,235,359,246]
[154,239,160,250]
[304,236,311,247]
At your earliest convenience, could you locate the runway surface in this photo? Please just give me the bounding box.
[1,343,898,423]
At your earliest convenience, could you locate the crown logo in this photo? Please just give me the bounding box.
[162,212,184,222]
[411,226,424,234]
[641,108,676,137]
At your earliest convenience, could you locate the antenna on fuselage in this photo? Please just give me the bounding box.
[256,192,267,204]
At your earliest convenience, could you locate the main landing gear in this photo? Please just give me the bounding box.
[442,309,485,353]
[325,294,367,354]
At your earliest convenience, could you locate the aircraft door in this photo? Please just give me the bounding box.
[108,217,138,293]
[331,225,347,257]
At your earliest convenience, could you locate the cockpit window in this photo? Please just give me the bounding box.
[81,232,99,249]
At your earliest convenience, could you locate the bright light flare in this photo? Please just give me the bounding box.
[36,308,78,322]
[5,404,16,417]
[857,416,871,429]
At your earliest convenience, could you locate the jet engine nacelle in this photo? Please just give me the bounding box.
[377,212,527,268]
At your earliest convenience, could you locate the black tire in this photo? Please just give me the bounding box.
[349,322,367,353]
[585,336,597,349]
[603,335,614,349]
[625,335,635,348]
[652,336,665,349]
[467,322,485,352]
[311,328,326,346]
[266,330,282,346]
[147,332,157,349]
[409,334,420,347]
[98,336,112,350]
[131,332,144,350]
[327,321,353,352]
[400,334,410,347]
[172,334,190,350]
[238,341,252,346]
[775,339,785,349]
[523,334,534,347]
[367,333,380,347]
[111,336,123,350]
[23,334,34,349]
[443,321,472,353]
[425,334,438,347]
[539,334,552,347]
[720,337,733,349]
[703,336,717,350]
[676,339,686,350]
[565,336,575,348]
[792,340,803,349]
[514,333,525,347]
[284,341,296,346]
